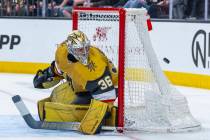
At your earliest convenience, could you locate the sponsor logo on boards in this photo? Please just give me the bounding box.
[0,35,21,49]
[192,30,210,68]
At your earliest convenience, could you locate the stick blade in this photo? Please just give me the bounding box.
[12,95,21,103]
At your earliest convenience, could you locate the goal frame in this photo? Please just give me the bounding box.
[72,7,156,131]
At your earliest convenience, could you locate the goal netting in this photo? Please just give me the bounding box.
[72,7,201,132]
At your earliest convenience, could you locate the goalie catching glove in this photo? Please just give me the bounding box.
[33,61,63,89]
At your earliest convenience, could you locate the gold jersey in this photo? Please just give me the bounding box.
[55,42,118,101]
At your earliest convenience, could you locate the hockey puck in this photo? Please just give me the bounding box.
[163,57,170,64]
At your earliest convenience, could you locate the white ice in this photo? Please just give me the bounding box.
[0,73,210,140]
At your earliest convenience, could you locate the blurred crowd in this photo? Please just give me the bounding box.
[0,0,209,19]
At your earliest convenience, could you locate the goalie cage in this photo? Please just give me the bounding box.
[72,7,201,132]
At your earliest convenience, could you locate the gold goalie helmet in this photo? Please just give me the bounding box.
[66,30,90,65]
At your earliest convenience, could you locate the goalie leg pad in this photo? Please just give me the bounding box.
[37,97,51,121]
[38,82,76,120]
[104,103,117,127]
[44,102,89,122]
[50,82,76,104]
[79,99,108,135]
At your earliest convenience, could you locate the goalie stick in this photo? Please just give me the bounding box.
[12,95,117,132]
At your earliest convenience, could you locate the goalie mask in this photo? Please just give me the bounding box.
[66,30,90,65]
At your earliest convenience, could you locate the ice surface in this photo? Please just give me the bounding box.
[0,73,210,140]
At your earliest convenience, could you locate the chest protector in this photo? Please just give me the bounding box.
[55,44,115,99]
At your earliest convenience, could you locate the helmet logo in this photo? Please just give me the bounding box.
[68,31,86,45]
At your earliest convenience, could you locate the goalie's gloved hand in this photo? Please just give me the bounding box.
[33,61,58,89]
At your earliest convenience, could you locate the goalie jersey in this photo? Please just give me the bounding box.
[55,42,118,102]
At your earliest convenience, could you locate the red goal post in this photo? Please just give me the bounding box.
[73,7,127,130]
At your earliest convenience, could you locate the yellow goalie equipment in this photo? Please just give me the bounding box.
[37,82,117,134]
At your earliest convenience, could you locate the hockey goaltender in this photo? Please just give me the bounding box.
[33,30,118,134]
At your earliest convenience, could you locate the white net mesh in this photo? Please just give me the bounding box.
[73,8,201,132]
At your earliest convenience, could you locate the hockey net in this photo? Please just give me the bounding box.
[72,7,201,132]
